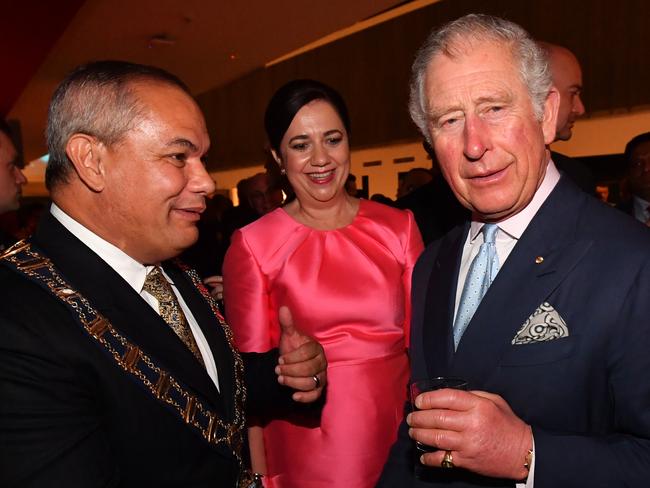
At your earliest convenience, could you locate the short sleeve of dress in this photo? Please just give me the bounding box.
[402,210,425,346]
[222,229,274,352]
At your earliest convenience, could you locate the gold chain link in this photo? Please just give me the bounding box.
[1,241,248,465]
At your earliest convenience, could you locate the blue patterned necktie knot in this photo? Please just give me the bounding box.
[453,224,500,350]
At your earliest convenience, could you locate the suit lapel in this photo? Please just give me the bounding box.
[165,265,235,420]
[32,213,222,409]
[451,178,592,388]
[422,224,467,378]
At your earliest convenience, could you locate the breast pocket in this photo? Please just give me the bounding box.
[499,336,578,367]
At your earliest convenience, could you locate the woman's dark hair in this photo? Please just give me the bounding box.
[264,79,351,155]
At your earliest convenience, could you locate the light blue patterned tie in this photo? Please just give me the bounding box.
[453,224,500,349]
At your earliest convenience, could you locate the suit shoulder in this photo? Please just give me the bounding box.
[580,197,650,248]
[0,264,86,362]
[413,224,464,273]
[0,263,51,308]
[0,264,68,317]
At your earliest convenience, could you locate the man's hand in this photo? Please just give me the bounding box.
[276,306,327,403]
[408,389,532,480]
[203,275,223,300]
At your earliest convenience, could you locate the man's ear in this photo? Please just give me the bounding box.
[65,134,106,192]
[541,86,560,145]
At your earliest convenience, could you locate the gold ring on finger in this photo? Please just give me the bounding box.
[441,450,454,469]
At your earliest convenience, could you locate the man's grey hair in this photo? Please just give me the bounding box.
[45,60,190,191]
[409,14,552,144]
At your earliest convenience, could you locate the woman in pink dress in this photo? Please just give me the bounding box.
[223,79,423,488]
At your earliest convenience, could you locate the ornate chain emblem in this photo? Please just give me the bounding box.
[2,240,253,486]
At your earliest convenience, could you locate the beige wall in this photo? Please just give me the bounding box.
[209,141,433,202]
[21,108,650,200]
[210,107,650,201]
[551,109,650,157]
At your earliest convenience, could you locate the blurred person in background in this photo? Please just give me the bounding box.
[247,172,284,216]
[345,172,359,196]
[181,193,233,277]
[539,41,596,194]
[0,118,27,250]
[396,167,433,199]
[395,141,469,245]
[617,131,650,225]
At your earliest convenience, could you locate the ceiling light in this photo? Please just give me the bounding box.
[147,34,176,49]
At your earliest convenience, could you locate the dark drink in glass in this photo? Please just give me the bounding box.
[409,377,468,452]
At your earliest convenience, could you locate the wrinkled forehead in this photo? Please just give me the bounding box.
[132,80,203,118]
[440,34,517,62]
[426,38,521,94]
[130,81,210,143]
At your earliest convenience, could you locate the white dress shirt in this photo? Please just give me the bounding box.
[453,160,561,487]
[51,204,220,391]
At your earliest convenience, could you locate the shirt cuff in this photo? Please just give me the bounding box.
[515,435,535,488]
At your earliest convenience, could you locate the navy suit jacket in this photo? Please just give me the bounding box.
[379,177,650,487]
[0,213,294,487]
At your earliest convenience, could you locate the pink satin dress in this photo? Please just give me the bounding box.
[223,199,424,488]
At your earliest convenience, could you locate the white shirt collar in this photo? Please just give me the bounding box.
[50,203,154,293]
[51,204,221,390]
[469,159,561,241]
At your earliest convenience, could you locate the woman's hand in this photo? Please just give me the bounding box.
[276,306,327,403]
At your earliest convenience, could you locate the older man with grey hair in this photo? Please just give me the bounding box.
[379,13,650,488]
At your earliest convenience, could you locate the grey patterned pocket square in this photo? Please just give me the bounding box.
[511,302,569,345]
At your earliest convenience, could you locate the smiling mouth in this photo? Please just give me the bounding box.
[308,169,335,184]
[470,166,508,184]
[173,206,205,221]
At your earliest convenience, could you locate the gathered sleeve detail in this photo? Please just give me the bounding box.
[223,229,278,352]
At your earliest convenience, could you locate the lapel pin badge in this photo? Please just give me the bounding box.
[535,256,544,264]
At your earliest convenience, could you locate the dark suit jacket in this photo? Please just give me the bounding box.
[551,151,596,196]
[0,227,16,252]
[0,213,294,487]
[395,175,469,246]
[379,177,650,487]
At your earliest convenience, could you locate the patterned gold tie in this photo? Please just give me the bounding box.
[143,266,205,366]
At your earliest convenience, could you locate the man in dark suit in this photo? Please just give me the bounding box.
[395,142,469,245]
[617,131,650,224]
[379,14,650,487]
[395,171,469,246]
[0,118,27,250]
[538,42,595,195]
[0,61,326,488]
